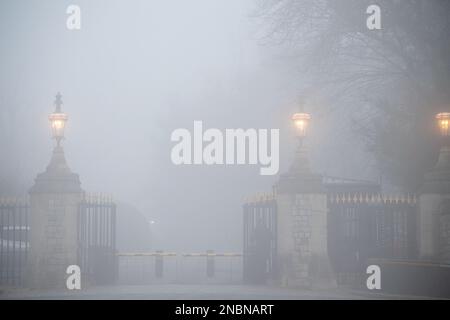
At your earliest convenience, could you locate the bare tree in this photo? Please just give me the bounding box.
[257,0,450,190]
[0,102,22,195]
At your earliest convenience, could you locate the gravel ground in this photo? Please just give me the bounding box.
[0,284,431,300]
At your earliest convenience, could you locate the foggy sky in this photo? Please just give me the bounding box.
[0,0,375,252]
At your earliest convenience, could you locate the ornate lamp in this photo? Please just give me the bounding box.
[434,112,450,170]
[292,112,311,138]
[289,111,311,174]
[436,112,450,137]
[48,92,68,147]
[39,92,74,176]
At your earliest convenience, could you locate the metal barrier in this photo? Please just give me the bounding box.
[117,251,243,284]
[243,194,277,284]
[0,198,29,286]
[78,193,117,285]
[328,193,417,286]
[242,187,418,287]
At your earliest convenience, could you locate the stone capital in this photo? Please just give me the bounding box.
[29,146,82,194]
[277,172,325,194]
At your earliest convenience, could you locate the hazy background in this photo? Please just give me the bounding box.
[0,0,377,252]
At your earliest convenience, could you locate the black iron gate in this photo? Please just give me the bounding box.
[78,194,117,285]
[243,194,277,284]
[0,198,29,286]
[0,195,117,287]
[327,193,417,285]
[242,184,418,287]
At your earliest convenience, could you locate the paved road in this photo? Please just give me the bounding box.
[0,284,426,300]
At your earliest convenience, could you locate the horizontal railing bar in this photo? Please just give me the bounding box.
[116,252,243,257]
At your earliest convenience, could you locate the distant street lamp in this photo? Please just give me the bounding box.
[436,112,450,137]
[48,92,68,147]
[147,218,156,250]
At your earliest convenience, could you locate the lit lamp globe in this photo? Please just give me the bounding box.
[48,93,68,147]
[436,112,450,137]
[292,112,311,138]
[434,112,450,170]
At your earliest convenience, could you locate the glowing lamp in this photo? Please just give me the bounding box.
[48,93,68,146]
[292,112,311,137]
[436,112,450,137]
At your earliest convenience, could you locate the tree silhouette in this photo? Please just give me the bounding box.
[258,0,450,190]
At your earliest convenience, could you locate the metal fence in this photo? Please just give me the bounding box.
[242,186,418,287]
[0,198,29,286]
[327,193,417,286]
[1,193,117,287]
[243,194,277,284]
[78,194,117,285]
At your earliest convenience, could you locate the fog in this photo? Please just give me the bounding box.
[0,0,378,253]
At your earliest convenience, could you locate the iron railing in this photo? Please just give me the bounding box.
[78,193,117,285]
[0,197,29,286]
[243,193,277,284]
[327,193,417,285]
[242,189,418,287]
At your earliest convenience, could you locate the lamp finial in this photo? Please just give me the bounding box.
[54,92,63,113]
[297,96,306,113]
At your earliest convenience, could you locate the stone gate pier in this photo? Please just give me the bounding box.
[25,95,84,289]
[275,127,336,289]
[419,144,450,263]
[26,146,83,289]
